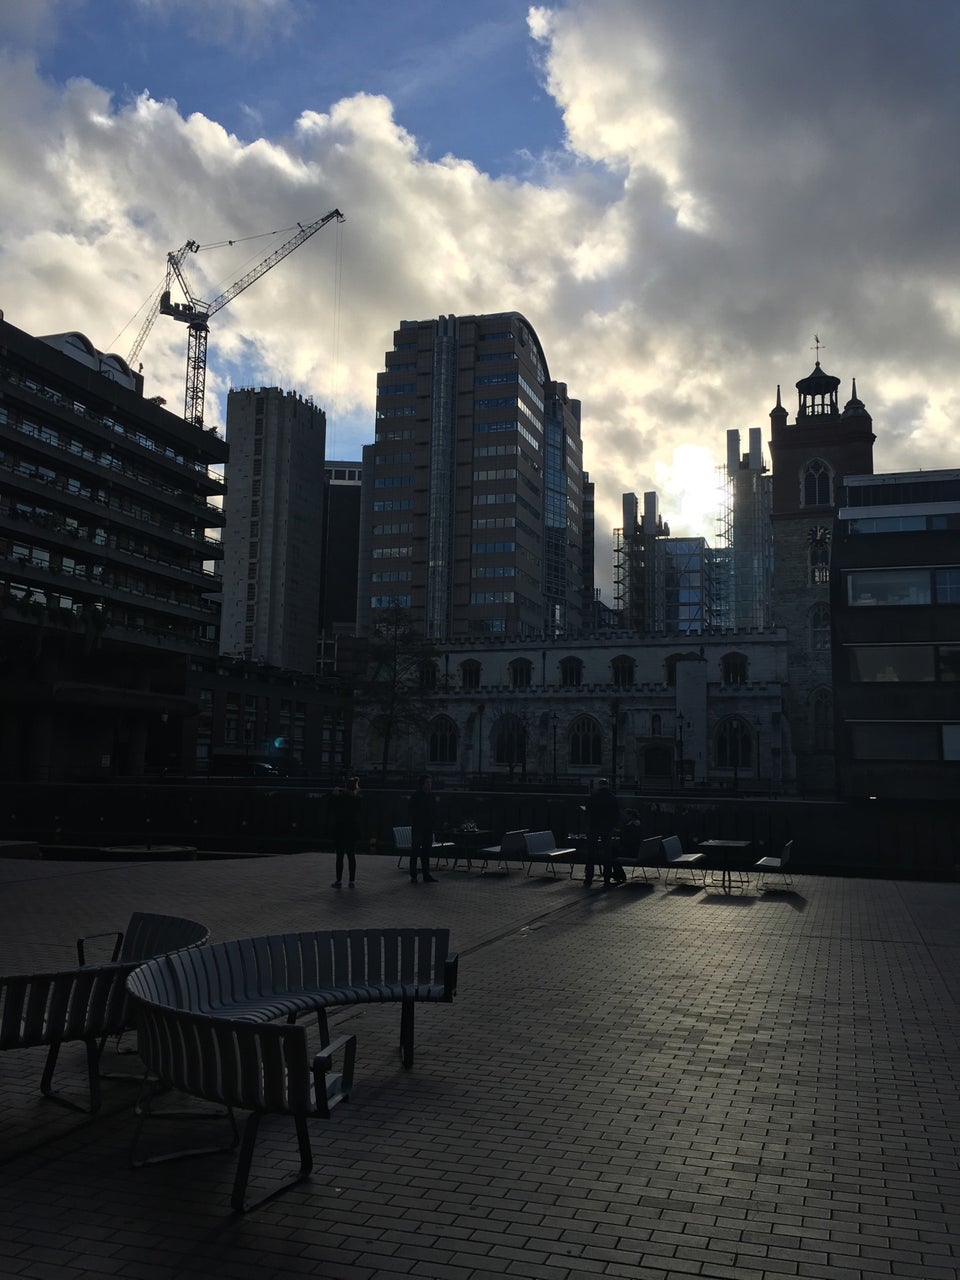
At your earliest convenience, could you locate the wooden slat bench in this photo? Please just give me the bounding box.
[0,912,208,1113]
[126,926,458,1212]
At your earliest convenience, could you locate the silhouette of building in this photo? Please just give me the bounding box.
[356,312,585,641]
[830,468,960,799]
[718,427,773,631]
[769,359,875,793]
[615,492,723,634]
[0,316,226,779]
[220,386,326,673]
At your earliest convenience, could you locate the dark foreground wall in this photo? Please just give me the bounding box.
[1,782,956,882]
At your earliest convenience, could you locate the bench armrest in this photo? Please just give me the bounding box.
[313,1033,357,1111]
[443,953,459,1000]
[76,930,123,966]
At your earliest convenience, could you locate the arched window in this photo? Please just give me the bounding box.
[811,687,833,752]
[569,715,603,766]
[611,655,635,688]
[651,713,662,737]
[802,458,832,507]
[493,715,526,768]
[715,717,753,768]
[721,652,748,686]
[419,660,438,690]
[559,656,583,688]
[427,715,458,764]
[509,658,532,689]
[809,604,831,651]
[460,660,481,691]
[665,654,685,687]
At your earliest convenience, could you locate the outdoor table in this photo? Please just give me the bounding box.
[442,830,492,871]
[697,839,753,893]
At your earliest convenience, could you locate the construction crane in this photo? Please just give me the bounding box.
[156,207,344,428]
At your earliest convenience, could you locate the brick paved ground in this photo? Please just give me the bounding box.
[0,849,958,1280]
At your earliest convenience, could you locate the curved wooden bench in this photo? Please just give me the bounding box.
[126,927,457,1212]
[0,912,208,1113]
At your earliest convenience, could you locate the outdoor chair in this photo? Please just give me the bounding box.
[391,825,453,870]
[661,834,705,887]
[755,839,794,891]
[616,834,664,883]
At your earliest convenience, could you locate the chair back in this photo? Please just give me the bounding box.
[118,912,209,963]
[639,836,663,861]
[780,839,793,868]
[499,830,528,855]
[660,835,683,863]
[392,825,412,849]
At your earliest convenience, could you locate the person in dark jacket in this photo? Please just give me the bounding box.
[329,776,362,887]
[584,777,623,887]
[408,775,438,884]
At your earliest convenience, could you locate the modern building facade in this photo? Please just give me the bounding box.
[768,360,875,793]
[220,386,326,673]
[719,427,773,631]
[356,313,585,642]
[830,469,960,799]
[0,316,226,779]
[615,492,723,634]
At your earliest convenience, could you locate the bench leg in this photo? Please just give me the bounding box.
[400,1000,415,1068]
[40,1037,102,1113]
[231,1111,315,1215]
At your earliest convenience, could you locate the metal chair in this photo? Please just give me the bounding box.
[755,839,794,890]
[661,835,705,887]
[392,825,452,870]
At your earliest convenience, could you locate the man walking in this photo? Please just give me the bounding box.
[584,777,623,888]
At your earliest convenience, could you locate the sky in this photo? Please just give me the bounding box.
[2,0,959,599]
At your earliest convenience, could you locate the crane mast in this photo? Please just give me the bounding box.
[158,208,344,427]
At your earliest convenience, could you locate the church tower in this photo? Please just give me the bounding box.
[769,350,875,793]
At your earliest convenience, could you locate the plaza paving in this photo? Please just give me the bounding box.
[0,847,958,1280]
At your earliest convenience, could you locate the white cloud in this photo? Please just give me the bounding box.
[2,0,959,602]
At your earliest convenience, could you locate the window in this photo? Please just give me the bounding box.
[370,594,411,608]
[569,716,602,767]
[664,654,685,687]
[509,658,532,689]
[427,716,458,765]
[460,660,481,690]
[493,715,526,768]
[851,723,939,761]
[715,717,752,768]
[810,604,831,651]
[936,569,960,604]
[559,656,583,688]
[651,714,662,737]
[848,646,936,683]
[803,459,832,506]
[808,530,831,585]
[611,655,635,688]
[847,569,931,607]
[721,653,748,686]
[419,661,438,691]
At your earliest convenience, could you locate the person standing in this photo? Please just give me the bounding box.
[408,775,438,884]
[329,776,362,888]
[584,777,623,888]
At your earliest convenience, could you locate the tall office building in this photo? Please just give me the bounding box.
[356,313,584,640]
[220,386,326,673]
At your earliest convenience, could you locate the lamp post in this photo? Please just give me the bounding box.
[552,713,558,783]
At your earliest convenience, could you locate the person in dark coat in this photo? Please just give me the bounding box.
[329,776,362,887]
[584,777,623,887]
[408,775,438,884]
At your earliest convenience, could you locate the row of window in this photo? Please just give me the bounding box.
[442,652,753,691]
[846,568,960,607]
[847,644,960,683]
[413,714,758,769]
[851,723,959,762]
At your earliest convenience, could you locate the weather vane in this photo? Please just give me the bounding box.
[811,334,825,360]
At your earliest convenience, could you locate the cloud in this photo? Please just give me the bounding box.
[1,0,959,602]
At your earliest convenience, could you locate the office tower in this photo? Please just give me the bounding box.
[718,427,773,631]
[831,469,960,799]
[0,317,226,779]
[220,386,326,673]
[356,312,584,640]
[769,358,875,793]
[615,491,722,634]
